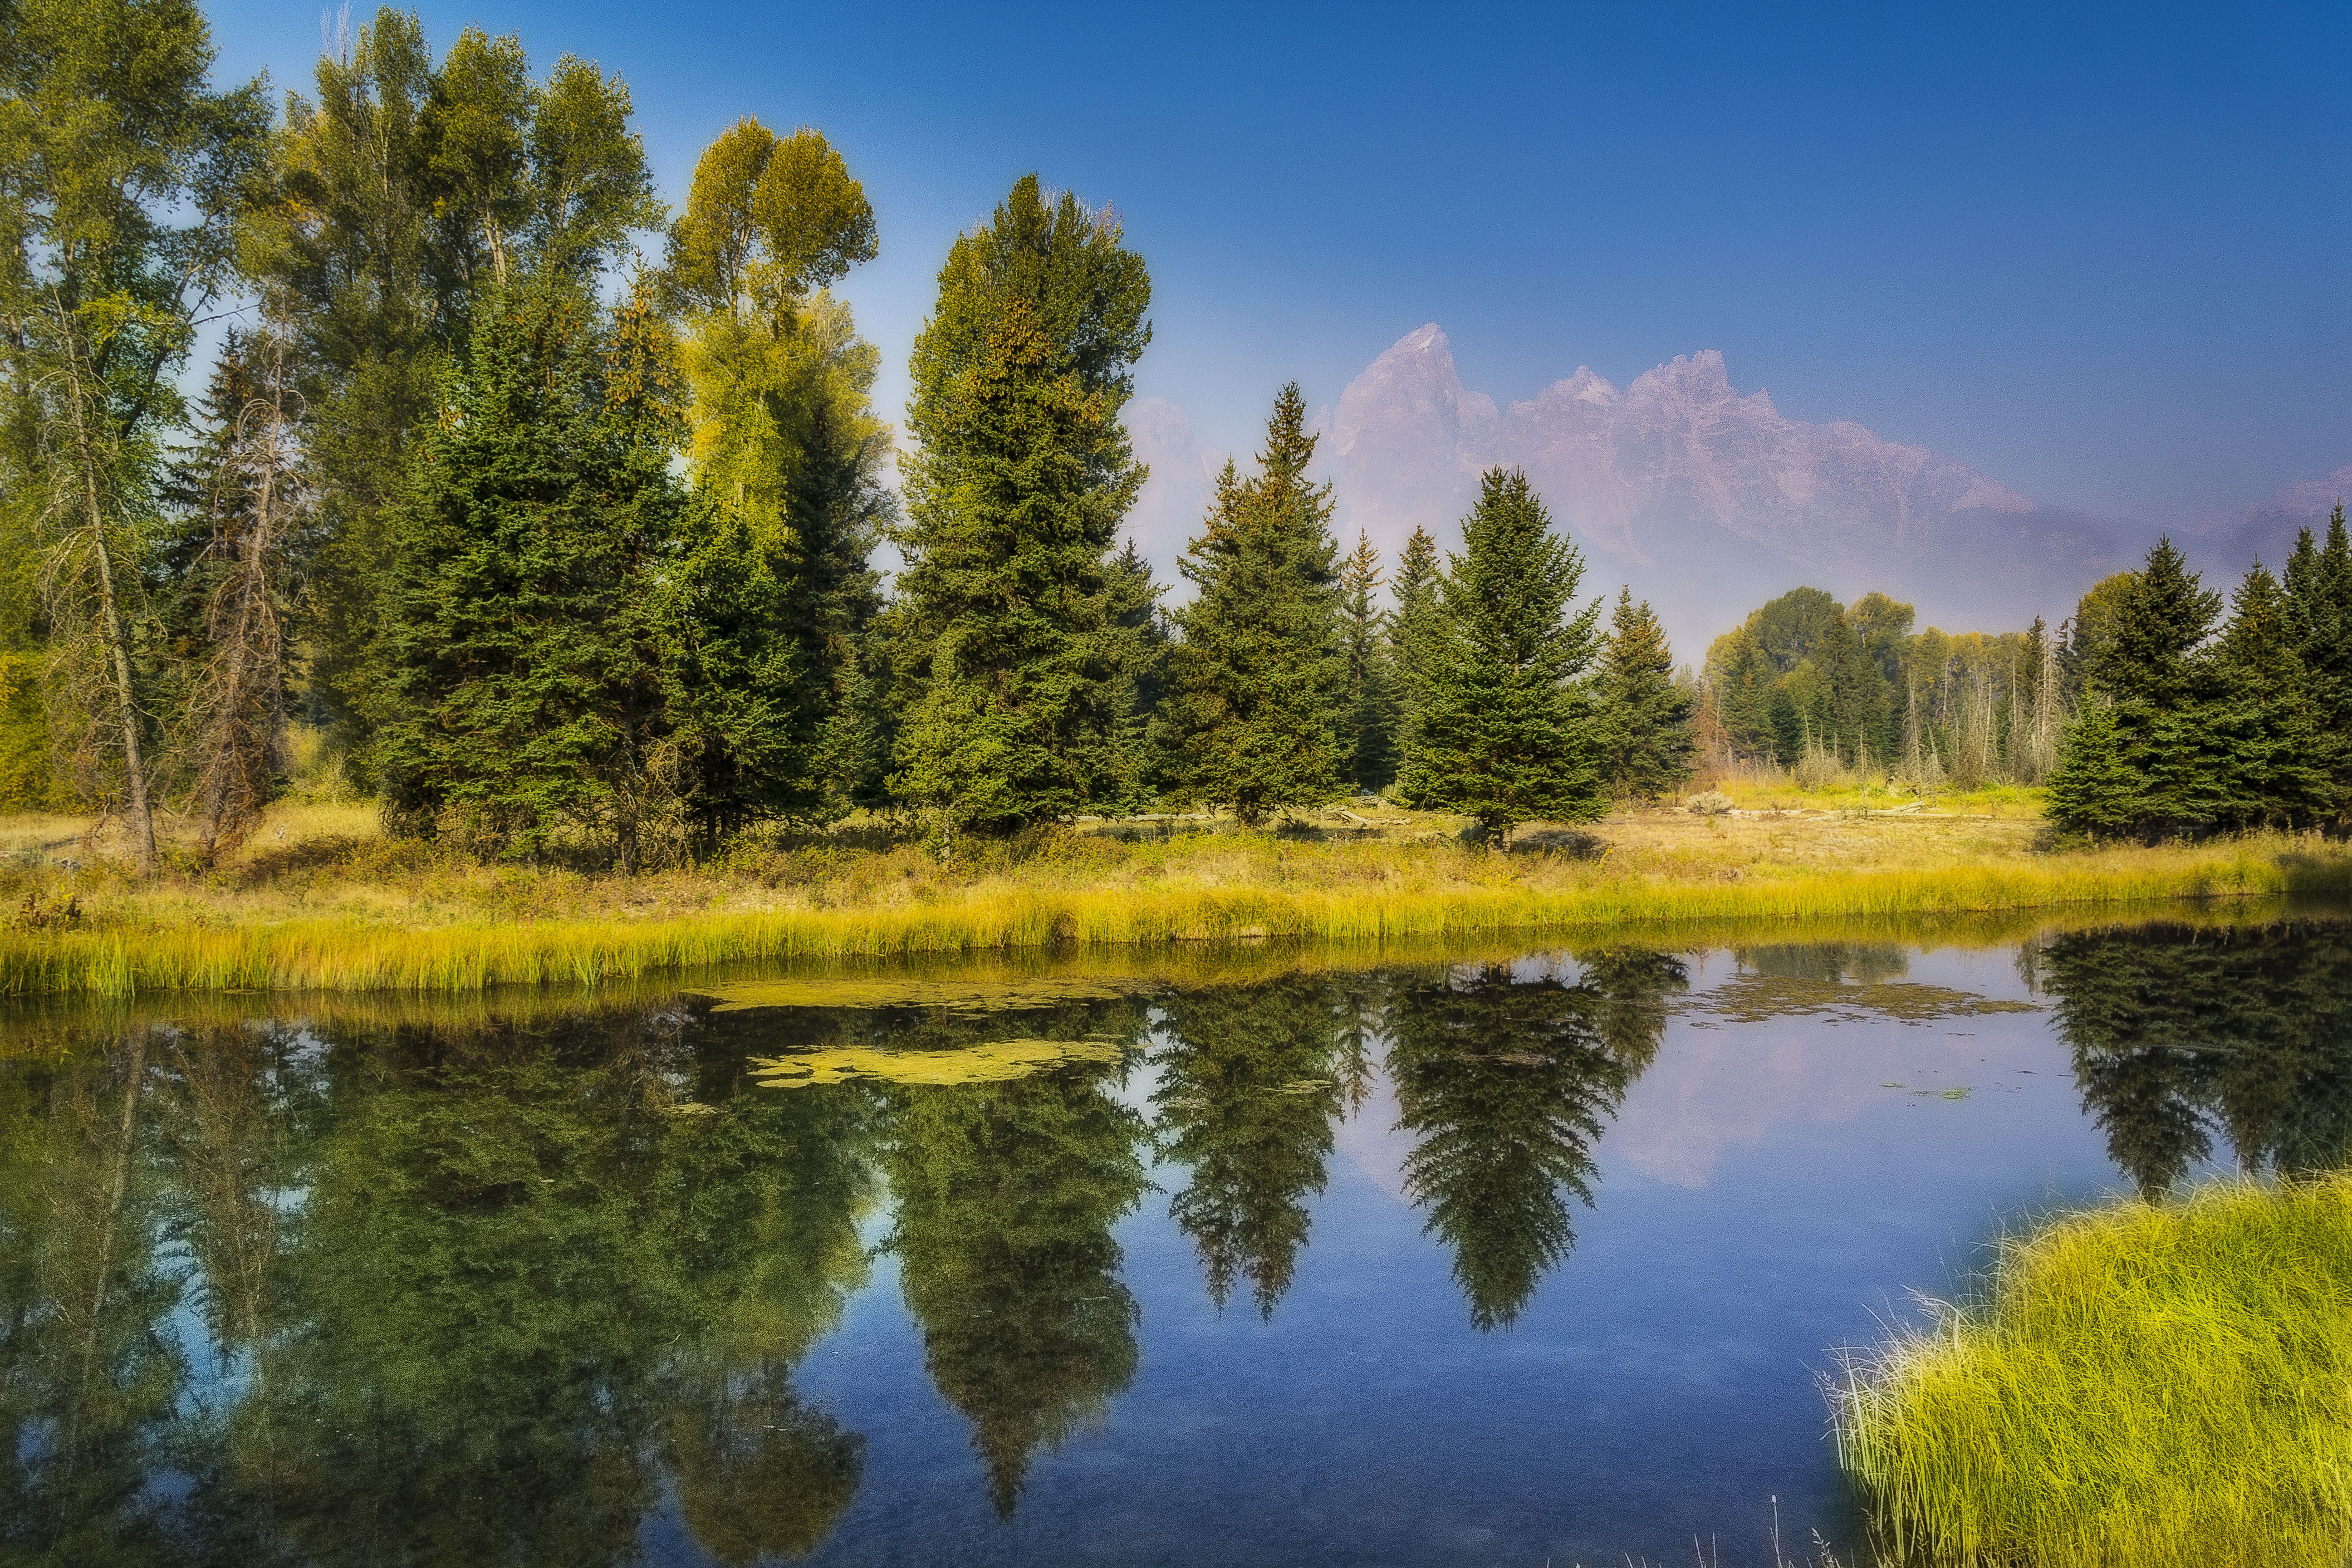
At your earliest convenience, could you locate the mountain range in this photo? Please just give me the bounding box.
[1123,325,2346,661]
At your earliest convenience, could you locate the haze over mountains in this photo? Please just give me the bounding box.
[1125,326,2347,661]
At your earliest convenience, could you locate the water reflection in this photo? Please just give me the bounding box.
[1387,954,1684,1330]
[0,918,2345,1562]
[2041,920,2352,1192]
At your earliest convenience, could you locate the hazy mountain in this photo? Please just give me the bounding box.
[1313,325,2130,657]
[2185,463,2352,583]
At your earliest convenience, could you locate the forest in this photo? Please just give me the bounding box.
[5,0,2348,875]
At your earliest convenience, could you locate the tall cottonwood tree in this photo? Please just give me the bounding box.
[1156,384,1346,824]
[1396,470,1605,840]
[663,119,891,826]
[886,175,1153,836]
[0,0,269,867]
[253,10,657,755]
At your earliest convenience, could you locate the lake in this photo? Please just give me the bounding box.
[5,910,2346,1566]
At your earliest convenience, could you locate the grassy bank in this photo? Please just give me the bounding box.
[1,800,2347,997]
[1835,1177,2352,1567]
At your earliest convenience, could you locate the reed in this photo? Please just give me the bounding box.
[1834,1177,2352,1567]
[1,837,2344,997]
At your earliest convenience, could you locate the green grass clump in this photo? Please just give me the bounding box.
[1836,1177,2352,1567]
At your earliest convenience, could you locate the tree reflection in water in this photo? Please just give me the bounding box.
[2043,920,2352,1193]
[1153,978,1347,1317]
[10,921,2345,1555]
[1387,950,1686,1330]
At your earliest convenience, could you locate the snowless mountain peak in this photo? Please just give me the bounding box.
[1306,324,2115,652]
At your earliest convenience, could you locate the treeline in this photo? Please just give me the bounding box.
[0,0,1699,869]
[2045,528,2352,839]
[1700,588,2066,788]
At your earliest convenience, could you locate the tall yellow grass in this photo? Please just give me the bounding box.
[1835,1177,2352,1567]
[1,840,2342,997]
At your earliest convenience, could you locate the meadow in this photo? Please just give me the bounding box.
[2,788,2346,997]
[1836,1177,2352,1567]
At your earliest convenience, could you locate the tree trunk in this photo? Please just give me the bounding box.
[56,308,157,874]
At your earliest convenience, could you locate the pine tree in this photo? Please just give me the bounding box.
[1593,588,1694,799]
[1337,531,1399,793]
[1385,524,1442,791]
[885,176,1152,837]
[1396,469,1605,841]
[1157,385,1346,824]
[376,285,691,867]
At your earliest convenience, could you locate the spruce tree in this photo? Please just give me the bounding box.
[2210,564,2334,827]
[1337,532,1399,793]
[1594,589,1695,799]
[2284,505,2352,815]
[1156,384,1346,824]
[377,285,693,867]
[2048,538,2230,840]
[885,176,1152,836]
[1396,469,1605,841]
[2044,698,2141,838]
[1385,524,1442,791]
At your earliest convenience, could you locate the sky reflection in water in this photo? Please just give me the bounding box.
[3,917,2346,1567]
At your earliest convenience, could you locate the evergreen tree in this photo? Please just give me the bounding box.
[1396,470,1605,840]
[1156,385,1346,824]
[376,285,698,868]
[2047,539,2239,840]
[1337,531,1399,793]
[1385,524,1442,787]
[252,12,659,762]
[2089,537,2220,708]
[2284,504,2352,814]
[2043,697,2142,838]
[1593,588,1694,798]
[2210,564,2334,827]
[168,321,307,858]
[885,176,1152,837]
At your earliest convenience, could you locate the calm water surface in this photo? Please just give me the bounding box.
[5,916,2347,1566]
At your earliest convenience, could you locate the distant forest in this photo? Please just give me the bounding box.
[4,0,2347,867]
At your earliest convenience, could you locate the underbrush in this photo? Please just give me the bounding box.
[1834,1177,2352,1567]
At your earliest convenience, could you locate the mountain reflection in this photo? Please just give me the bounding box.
[6,922,2345,1556]
[2042,920,2352,1193]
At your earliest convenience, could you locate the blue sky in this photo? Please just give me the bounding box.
[206,0,2352,527]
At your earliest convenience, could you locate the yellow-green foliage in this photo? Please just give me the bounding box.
[0,651,57,811]
[1836,1177,2352,1567]
[0,837,2343,998]
[750,1037,1126,1088]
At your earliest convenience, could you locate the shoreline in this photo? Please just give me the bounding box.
[4,833,2345,998]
